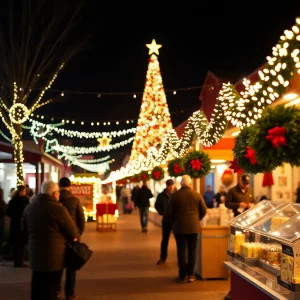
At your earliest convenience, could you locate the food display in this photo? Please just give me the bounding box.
[270,216,289,230]
[228,201,300,295]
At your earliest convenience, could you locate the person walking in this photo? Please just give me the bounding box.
[203,185,215,208]
[155,179,175,265]
[6,185,29,267]
[22,180,78,300]
[295,181,300,203]
[59,177,85,300]
[165,175,207,283]
[215,185,227,207]
[0,185,6,261]
[224,174,254,300]
[135,181,153,232]
[120,185,131,214]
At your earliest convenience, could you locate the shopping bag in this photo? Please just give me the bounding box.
[66,241,93,270]
[126,203,133,213]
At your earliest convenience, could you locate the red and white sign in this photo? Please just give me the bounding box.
[71,184,93,196]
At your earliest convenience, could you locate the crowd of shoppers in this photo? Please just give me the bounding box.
[0,178,85,300]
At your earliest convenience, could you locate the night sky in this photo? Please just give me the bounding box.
[5,1,300,168]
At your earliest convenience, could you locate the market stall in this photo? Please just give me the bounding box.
[226,200,300,299]
[195,205,232,279]
[69,175,101,221]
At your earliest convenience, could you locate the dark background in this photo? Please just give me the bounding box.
[3,1,300,169]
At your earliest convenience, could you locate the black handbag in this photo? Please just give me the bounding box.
[65,241,93,270]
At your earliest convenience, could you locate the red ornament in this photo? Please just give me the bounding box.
[190,159,202,170]
[141,174,148,180]
[262,172,274,187]
[244,146,257,165]
[229,158,244,173]
[173,163,184,174]
[266,126,287,148]
[153,171,161,179]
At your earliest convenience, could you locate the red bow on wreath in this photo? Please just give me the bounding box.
[229,158,244,173]
[141,174,148,180]
[244,146,257,165]
[190,159,202,170]
[266,126,287,148]
[173,163,184,174]
[153,171,161,179]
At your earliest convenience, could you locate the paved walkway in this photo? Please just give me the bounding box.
[0,212,229,299]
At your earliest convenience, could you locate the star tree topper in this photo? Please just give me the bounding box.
[146,39,162,55]
[97,135,112,149]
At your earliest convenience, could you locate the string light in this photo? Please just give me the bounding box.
[9,103,30,124]
[45,137,134,155]
[103,19,300,183]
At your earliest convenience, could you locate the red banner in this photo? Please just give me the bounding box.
[71,184,93,196]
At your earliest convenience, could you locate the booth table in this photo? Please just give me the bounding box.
[195,225,230,279]
[96,203,118,232]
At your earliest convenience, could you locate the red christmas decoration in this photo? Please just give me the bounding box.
[229,158,244,173]
[190,159,202,170]
[262,172,274,187]
[173,163,184,174]
[266,126,287,148]
[141,174,148,180]
[153,171,161,179]
[244,146,257,165]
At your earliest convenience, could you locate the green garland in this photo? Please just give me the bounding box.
[168,158,185,177]
[183,150,211,178]
[233,127,272,174]
[248,105,300,167]
[240,19,300,120]
[151,166,165,181]
[139,170,150,181]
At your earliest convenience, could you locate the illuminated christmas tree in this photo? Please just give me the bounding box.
[129,39,173,164]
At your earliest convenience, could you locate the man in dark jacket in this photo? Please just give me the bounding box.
[59,177,85,300]
[155,179,175,265]
[225,174,254,217]
[0,186,6,259]
[22,180,78,300]
[165,175,207,283]
[135,181,153,232]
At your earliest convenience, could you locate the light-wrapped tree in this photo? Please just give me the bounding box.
[0,0,86,185]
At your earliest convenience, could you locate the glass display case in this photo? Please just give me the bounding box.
[227,201,300,299]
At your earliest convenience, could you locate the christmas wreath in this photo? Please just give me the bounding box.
[183,150,211,178]
[151,166,165,181]
[131,174,141,183]
[233,127,272,174]
[116,179,127,185]
[168,158,185,177]
[248,105,300,167]
[139,170,150,181]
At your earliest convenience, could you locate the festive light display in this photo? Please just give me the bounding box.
[103,18,300,183]
[97,135,112,149]
[128,40,173,164]
[9,103,30,124]
[28,118,139,139]
[0,62,64,185]
[46,136,134,155]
